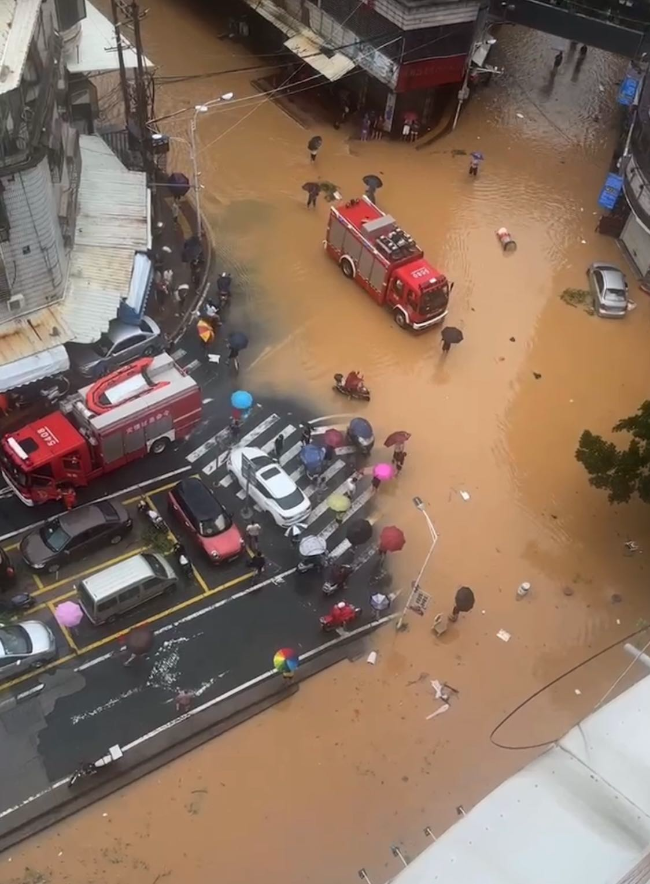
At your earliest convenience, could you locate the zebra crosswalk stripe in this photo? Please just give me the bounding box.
[201,414,281,476]
[318,487,374,541]
[186,426,233,464]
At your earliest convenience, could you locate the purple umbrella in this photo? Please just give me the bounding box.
[55,601,84,628]
[168,172,190,197]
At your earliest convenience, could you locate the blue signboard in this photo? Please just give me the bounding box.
[598,173,624,210]
[618,75,640,106]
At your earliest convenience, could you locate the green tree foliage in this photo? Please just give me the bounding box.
[576,401,650,504]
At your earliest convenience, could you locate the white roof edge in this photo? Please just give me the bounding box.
[64,2,153,75]
[388,674,650,884]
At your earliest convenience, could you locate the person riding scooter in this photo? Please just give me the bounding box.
[333,371,371,401]
[320,600,362,631]
[216,272,232,297]
[322,562,353,596]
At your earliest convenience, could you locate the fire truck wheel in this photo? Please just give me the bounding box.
[393,309,408,329]
[151,437,170,455]
[340,257,355,279]
[143,346,156,357]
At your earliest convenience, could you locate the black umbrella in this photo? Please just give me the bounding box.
[228,331,249,351]
[167,172,190,198]
[308,135,323,153]
[454,586,475,613]
[346,519,373,546]
[441,326,464,346]
[363,175,383,190]
[302,182,320,195]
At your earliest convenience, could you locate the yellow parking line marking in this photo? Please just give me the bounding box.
[32,573,44,591]
[70,570,253,657]
[36,547,148,594]
[46,601,78,652]
[194,569,210,594]
[29,590,76,616]
[0,563,253,695]
[5,542,18,552]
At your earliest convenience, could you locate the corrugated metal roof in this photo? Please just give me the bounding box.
[0,305,72,364]
[62,135,150,343]
[284,34,355,82]
[388,674,650,884]
[0,0,41,97]
[64,2,153,74]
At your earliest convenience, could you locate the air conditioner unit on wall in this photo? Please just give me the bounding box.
[8,294,24,313]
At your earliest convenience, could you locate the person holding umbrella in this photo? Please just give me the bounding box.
[363,175,383,205]
[469,151,484,177]
[441,325,464,355]
[303,182,320,209]
[227,331,248,372]
[308,135,322,163]
[448,586,475,623]
[122,627,154,667]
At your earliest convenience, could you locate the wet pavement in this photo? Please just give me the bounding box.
[2,3,650,883]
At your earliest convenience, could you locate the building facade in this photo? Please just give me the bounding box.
[0,0,151,392]
[620,73,650,279]
[235,0,484,132]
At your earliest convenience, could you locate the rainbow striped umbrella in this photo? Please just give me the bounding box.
[273,648,299,675]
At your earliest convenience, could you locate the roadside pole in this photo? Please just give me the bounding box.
[240,452,255,522]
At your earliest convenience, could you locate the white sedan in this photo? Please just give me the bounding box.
[228,447,311,527]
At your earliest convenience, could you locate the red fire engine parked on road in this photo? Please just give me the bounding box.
[0,354,202,506]
[325,197,452,330]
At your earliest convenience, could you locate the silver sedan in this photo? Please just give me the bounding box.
[587,263,629,319]
[0,621,57,680]
[67,316,165,379]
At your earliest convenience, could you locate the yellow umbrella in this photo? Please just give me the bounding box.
[197,319,214,344]
[327,493,351,513]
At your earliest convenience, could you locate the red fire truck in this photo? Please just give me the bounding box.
[0,354,202,506]
[325,197,452,330]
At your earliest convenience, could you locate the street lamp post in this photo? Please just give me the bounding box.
[396,496,438,631]
[188,92,234,242]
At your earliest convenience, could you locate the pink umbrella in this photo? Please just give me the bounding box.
[324,428,345,448]
[373,463,394,481]
[55,600,84,628]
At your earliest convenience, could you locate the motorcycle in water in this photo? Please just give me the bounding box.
[137,499,166,532]
[173,542,193,578]
[216,271,232,310]
[68,745,123,788]
[322,563,353,596]
[346,417,375,455]
[320,601,362,632]
[0,592,35,614]
[333,372,371,402]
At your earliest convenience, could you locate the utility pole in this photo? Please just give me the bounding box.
[109,0,131,131]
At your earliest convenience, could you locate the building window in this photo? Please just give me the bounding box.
[55,0,87,32]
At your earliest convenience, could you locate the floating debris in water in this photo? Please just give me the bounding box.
[560,288,593,314]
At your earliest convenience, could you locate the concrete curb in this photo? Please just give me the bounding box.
[0,630,372,853]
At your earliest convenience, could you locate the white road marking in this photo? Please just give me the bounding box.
[306,475,354,525]
[298,459,348,497]
[201,414,281,476]
[318,488,374,541]
[16,684,44,701]
[184,358,201,374]
[170,347,186,361]
[186,426,232,463]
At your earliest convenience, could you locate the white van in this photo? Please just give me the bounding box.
[77,552,176,625]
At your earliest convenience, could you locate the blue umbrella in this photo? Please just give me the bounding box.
[300,444,325,473]
[231,390,253,410]
[349,417,373,437]
[228,331,249,351]
[470,151,484,161]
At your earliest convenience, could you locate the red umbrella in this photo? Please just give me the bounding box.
[324,428,345,448]
[379,526,406,553]
[384,431,411,447]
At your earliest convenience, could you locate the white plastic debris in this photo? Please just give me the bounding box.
[617,619,621,625]
[459,490,471,501]
[426,704,450,720]
[516,582,531,599]
[367,651,378,665]
[516,112,524,118]
[162,245,172,254]
[574,689,582,695]
[496,629,511,642]
[431,679,446,699]
[581,239,587,244]
[207,354,221,363]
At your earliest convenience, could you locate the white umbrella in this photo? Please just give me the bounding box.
[299,535,327,557]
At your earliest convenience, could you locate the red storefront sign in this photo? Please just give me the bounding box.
[396,55,466,93]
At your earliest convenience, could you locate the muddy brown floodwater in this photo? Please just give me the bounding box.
[5,5,650,883]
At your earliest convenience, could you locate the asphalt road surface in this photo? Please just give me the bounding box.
[0,364,387,822]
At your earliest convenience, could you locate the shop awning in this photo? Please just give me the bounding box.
[119,252,153,325]
[0,345,70,393]
[64,2,153,75]
[284,34,355,82]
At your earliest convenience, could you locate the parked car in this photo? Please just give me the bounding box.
[67,316,165,378]
[228,447,311,527]
[20,501,132,573]
[0,547,16,591]
[0,621,56,679]
[168,478,244,563]
[587,263,629,318]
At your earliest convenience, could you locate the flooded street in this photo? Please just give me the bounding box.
[5,5,650,883]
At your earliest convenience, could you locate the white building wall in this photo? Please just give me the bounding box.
[0,156,67,320]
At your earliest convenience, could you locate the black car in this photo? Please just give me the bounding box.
[0,547,15,591]
[20,501,132,573]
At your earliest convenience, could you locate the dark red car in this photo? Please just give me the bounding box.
[168,478,244,563]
